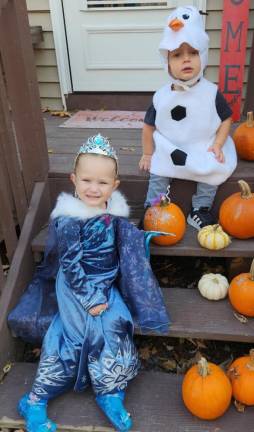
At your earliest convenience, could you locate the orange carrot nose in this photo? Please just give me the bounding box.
[169,18,184,31]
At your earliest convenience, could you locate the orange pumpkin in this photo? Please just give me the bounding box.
[144,195,186,246]
[182,357,232,420]
[233,112,254,160]
[228,259,254,317]
[228,349,254,405]
[219,180,254,239]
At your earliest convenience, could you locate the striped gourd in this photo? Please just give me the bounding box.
[197,224,231,250]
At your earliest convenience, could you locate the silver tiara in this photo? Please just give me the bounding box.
[77,134,118,161]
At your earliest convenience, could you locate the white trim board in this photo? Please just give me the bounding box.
[49,0,72,110]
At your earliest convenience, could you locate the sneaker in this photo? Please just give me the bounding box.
[187,207,215,230]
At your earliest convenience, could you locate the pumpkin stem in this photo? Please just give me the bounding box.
[246,111,254,128]
[238,180,253,199]
[160,185,171,206]
[160,195,170,207]
[212,277,220,284]
[249,259,254,281]
[198,357,211,377]
[247,349,254,370]
[213,224,220,231]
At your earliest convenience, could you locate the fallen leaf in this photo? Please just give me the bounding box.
[0,362,13,383]
[233,312,248,324]
[3,264,9,276]
[32,348,41,358]
[3,362,12,374]
[51,111,71,118]
[191,351,203,364]
[160,276,169,285]
[139,346,152,360]
[120,147,135,152]
[163,344,174,352]
[161,359,177,371]
[234,399,245,412]
[42,107,50,113]
[187,338,207,349]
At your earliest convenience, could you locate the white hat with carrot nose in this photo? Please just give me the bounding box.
[159,5,209,88]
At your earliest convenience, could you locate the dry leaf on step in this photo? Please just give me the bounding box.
[233,312,248,324]
[120,147,135,152]
[187,338,207,349]
[234,399,245,412]
[139,346,152,360]
[32,348,41,358]
[51,111,71,118]
[161,359,177,371]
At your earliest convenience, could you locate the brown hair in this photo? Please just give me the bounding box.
[73,153,118,177]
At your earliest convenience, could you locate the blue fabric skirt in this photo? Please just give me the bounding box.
[31,269,139,399]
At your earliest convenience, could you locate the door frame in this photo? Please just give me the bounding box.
[49,0,207,108]
[49,0,72,110]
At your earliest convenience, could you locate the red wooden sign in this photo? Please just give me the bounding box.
[218,0,250,121]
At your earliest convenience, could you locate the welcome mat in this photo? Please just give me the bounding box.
[60,110,145,129]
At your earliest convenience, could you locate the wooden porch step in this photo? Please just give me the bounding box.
[161,288,254,343]
[46,123,254,219]
[11,281,254,343]
[31,223,254,258]
[0,362,253,432]
[45,117,254,218]
[48,162,254,219]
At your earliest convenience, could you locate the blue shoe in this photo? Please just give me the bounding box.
[18,393,57,432]
[96,392,132,432]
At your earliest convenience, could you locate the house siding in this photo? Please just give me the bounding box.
[26,0,254,110]
[26,0,63,110]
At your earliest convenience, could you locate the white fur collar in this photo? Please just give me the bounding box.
[51,191,129,220]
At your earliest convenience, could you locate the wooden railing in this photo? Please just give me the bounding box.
[0,0,49,293]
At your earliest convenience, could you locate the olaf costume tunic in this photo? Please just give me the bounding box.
[150,77,237,186]
[8,191,170,399]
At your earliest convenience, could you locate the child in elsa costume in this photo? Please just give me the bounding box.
[8,134,170,432]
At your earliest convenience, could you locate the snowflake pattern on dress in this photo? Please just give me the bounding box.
[88,336,139,395]
[32,355,76,396]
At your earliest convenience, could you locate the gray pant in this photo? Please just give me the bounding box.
[145,174,218,210]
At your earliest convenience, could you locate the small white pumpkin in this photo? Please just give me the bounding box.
[198,273,229,300]
[197,224,231,250]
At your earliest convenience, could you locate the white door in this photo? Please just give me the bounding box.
[62,0,206,92]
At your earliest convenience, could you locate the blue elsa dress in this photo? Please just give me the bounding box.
[8,191,170,400]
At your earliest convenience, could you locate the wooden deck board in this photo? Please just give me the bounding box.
[32,223,254,258]
[44,114,254,180]
[1,362,254,432]
[43,114,254,221]
[164,288,254,342]
[47,151,254,181]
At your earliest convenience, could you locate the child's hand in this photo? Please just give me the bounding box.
[89,303,108,316]
[139,154,152,171]
[208,145,225,163]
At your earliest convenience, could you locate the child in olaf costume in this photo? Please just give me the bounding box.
[139,5,237,230]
